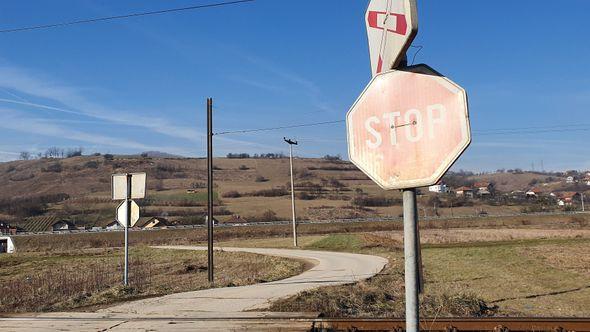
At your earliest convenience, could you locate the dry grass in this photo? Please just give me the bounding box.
[253,232,590,318]
[368,228,590,245]
[0,247,303,313]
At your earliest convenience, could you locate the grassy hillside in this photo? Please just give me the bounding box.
[0,155,583,228]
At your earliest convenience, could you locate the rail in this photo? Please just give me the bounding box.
[311,317,590,332]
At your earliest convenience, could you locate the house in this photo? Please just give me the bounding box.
[101,219,123,230]
[554,192,581,206]
[474,182,494,196]
[526,187,544,198]
[428,183,449,194]
[134,217,170,229]
[584,177,590,186]
[510,190,526,200]
[566,176,576,184]
[0,221,17,235]
[0,236,15,254]
[19,216,75,233]
[455,186,474,198]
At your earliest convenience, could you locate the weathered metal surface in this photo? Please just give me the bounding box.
[111,172,146,200]
[346,64,470,190]
[311,318,590,332]
[366,0,418,76]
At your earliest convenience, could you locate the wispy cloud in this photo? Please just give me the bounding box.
[239,54,336,114]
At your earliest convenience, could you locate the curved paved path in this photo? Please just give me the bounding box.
[1,246,388,331]
[103,246,388,315]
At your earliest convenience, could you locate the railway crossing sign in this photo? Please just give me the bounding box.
[112,172,146,200]
[346,64,471,190]
[116,200,140,228]
[366,0,418,76]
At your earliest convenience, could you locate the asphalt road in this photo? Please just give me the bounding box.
[1,246,388,331]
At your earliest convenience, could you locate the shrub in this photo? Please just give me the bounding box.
[255,176,268,183]
[352,195,399,207]
[296,191,316,200]
[66,147,83,158]
[238,165,249,170]
[246,188,289,197]
[103,154,114,161]
[84,161,100,169]
[42,163,63,173]
[248,210,279,222]
[323,154,342,161]
[222,191,241,198]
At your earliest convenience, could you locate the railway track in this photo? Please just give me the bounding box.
[310,317,590,332]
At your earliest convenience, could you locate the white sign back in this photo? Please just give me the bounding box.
[116,200,140,228]
[112,173,146,200]
[366,0,418,76]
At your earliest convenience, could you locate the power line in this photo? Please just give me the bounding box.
[215,118,590,138]
[214,120,345,136]
[0,0,255,34]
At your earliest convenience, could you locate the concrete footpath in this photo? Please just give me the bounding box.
[1,246,388,331]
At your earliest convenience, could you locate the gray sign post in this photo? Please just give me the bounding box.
[112,172,146,287]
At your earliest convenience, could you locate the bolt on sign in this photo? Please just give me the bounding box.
[366,0,418,76]
[346,64,471,190]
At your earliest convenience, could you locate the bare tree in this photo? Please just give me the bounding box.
[19,151,31,160]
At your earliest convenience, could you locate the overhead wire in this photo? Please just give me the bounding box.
[0,0,255,33]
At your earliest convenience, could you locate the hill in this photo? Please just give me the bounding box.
[0,155,585,229]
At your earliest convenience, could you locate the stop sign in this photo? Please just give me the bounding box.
[346,64,471,190]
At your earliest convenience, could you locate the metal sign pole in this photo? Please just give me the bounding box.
[207,97,214,284]
[124,173,131,286]
[403,188,420,332]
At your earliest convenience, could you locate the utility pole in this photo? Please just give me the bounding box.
[206,97,214,283]
[284,137,298,247]
[582,192,585,212]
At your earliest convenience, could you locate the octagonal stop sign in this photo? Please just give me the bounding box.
[346,64,471,190]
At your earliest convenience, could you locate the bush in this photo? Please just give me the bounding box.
[323,154,342,161]
[84,161,100,169]
[296,191,317,200]
[238,165,249,170]
[103,154,114,161]
[352,195,399,207]
[65,147,83,158]
[222,191,241,198]
[246,188,289,197]
[255,176,268,183]
[42,163,63,173]
[248,210,279,222]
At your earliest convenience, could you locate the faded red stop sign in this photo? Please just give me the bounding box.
[346,65,471,190]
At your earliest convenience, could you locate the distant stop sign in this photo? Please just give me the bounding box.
[346,65,471,190]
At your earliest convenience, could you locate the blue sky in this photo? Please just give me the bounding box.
[0,0,589,172]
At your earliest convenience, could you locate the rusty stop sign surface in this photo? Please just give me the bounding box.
[346,64,471,190]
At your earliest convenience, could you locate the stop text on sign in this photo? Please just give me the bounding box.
[365,104,447,148]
